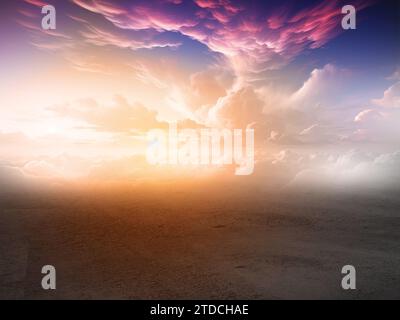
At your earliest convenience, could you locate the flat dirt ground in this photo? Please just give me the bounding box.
[1,182,399,299]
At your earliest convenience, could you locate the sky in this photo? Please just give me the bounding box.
[0,0,399,190]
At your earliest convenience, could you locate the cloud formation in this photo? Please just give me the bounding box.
[270,149,400,191]
[48,95,167,133]
[20,0,371,77]
[372,82,400,109]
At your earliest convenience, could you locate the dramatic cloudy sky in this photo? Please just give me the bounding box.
[0,0,399,190]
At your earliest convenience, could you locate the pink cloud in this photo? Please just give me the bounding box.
[71,0,127,16]
[24,0,47,7]
[69,0,372,74]
[194,0,222,10]
[19,0,374,75]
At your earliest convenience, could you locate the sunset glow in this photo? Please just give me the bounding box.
[0,0,399,189]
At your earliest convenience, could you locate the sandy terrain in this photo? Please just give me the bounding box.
[0,183,399,299]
